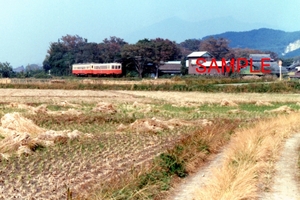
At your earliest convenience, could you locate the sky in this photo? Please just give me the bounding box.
[0,0,299,68]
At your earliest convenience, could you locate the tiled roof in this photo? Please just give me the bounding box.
[187,51,212,58]
[249,54,271,61]
[159,63,181,71]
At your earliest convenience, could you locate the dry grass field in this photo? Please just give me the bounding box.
[0,89,299,199]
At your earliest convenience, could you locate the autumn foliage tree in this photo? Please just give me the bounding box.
[151,38,181,77]
[121,38,181,78]
[99,36,127,63]
[179,39,202,57]
[199,37,234,60]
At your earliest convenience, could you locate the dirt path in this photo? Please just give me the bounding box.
[170,133,300,200]
[171,151,227,200]
[259,133,300,200]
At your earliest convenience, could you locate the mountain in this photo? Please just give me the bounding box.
[124,16,273,44]
[13,64,42,73]
[124,16,300,58]
[204,28,300,57]
[13,66,25,73]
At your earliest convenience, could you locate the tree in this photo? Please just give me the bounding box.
[232,48,264,58]
[151,38,181,77]
[265,51,278,61]
[179,39,201,51]
[199,37,234,60]
[100,36,127,62]
[43,35,88,76]
[121,39,154,78]
[280,57,294,67]
[43,35,127,76]
[121,38,181,78]
[0,62,15,78]
[179,39,201,57]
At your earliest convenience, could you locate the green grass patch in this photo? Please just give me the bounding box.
[1,78,300,93]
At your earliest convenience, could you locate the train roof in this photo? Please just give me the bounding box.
[72,63,121,66]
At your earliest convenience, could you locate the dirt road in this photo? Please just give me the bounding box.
[259,133,300,200]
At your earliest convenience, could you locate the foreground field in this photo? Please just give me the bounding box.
[0,89,299,199]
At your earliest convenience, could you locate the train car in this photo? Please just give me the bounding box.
[72,63,122,76]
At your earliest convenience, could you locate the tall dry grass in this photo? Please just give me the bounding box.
[193,112,300,200]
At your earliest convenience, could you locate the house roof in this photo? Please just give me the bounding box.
[159,63,181,71]
[187,51,212,58]
[195,60,230,67]
[190,60,230,66]
[165,61,181,64]
[249,54,271,61]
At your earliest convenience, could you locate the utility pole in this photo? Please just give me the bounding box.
[278,60,282,81]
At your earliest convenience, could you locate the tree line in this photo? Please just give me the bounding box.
[43,35,283,78]
[43,35,183,78]
[0,35,286,78]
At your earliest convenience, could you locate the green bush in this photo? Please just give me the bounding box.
[159,153,187,178]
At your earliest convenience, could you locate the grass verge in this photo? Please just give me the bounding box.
[298,147,300,183]
[193,112,300,200]
[1,79,300,93]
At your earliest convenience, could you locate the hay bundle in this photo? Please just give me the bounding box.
[56,101,79,108]
[128,118,169,133]
[227,109,249,114]
[118,118,212,133]
[220,99,238,107]
[32,104,48,113]
[92,102,117,114]
[265,105,294,114]
[1,112,45,137]
[255,101,273,106]
[0,112,82,157]
[8,103,32,110]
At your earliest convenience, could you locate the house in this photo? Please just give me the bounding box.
[159,61,182,75]
[249,54,288,76]
[142,61,182,77]
[249,54,274,62]
[187,51,213,75]
[187,51,232,75]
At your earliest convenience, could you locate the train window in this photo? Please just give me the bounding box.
[112,66,114,69]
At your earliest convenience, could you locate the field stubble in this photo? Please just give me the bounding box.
[0,89,299,199]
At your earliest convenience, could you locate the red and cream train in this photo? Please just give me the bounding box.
[72,63,122,76]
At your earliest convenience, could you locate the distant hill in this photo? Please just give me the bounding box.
[13,64,42,73]
[125,16,273,44]
[13,66,25,73]
[204,28,300,58]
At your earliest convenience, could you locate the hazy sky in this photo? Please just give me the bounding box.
[0,0,299,67]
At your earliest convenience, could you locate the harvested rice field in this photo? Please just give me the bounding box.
[0,89,299,199]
